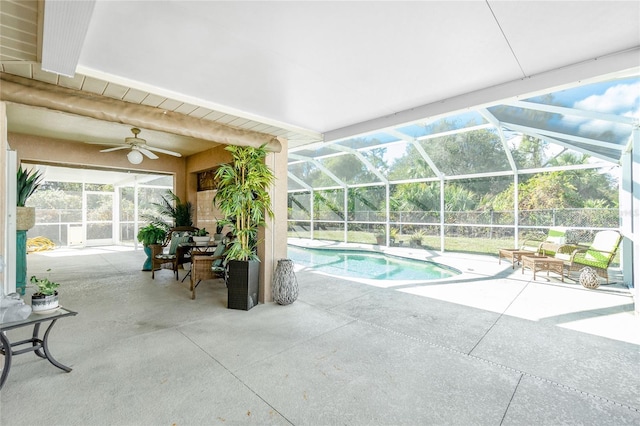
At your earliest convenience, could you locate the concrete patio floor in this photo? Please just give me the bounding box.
[1,244,638,425]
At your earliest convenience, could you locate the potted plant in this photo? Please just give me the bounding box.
[192,228,210,245]
[17,165,43,230]
[375,230,386,245]
[389,227,399,246]
[16,165,44,295]
[410,229,426,247]
[212,222,225,242]
[137,224,167,271]
[141,189,193,232]
[30,270,60,313]
[213,144,275,310]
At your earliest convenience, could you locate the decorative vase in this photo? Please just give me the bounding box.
[579,267,600,289]
[32,292,59,313]
[272,259,298,305]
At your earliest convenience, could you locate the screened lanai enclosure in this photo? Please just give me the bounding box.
[287,74,638,284]
[25,165,173,247]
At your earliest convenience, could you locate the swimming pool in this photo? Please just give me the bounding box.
[287,245,460,283]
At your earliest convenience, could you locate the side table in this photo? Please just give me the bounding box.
[0,307,77,390]
[521,255,565,282]
[498,248,535,269]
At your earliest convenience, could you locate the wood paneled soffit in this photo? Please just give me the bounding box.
[0,72,282,152]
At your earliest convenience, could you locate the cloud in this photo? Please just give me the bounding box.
[561,81,639,140]
[573,81,640,115]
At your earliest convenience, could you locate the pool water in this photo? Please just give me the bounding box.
[287,245,459,281]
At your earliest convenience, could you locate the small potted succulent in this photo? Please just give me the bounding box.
[192,228,210,245]
[30,270,60,313]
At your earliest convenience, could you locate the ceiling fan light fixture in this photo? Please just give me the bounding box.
[127,149,144,164]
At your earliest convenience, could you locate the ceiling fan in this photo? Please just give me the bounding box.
[99,128,182,164]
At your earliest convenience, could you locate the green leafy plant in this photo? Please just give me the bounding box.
[136,224,167,246]
[411,229,427,242]
[142,190,193,231]
[17,165,44,207]
[195,228,209,236]
[389,227,399,239]
[30,269,60,296]
[213,144,275,262]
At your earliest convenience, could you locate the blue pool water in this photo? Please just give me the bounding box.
[287,245,460,281]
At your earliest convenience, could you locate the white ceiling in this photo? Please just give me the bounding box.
[72,1,640,138]
[2,0,639,159]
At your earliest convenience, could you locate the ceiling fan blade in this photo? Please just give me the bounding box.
[100,145,129,153]
[138,147,159,159]
[145,146,182,157]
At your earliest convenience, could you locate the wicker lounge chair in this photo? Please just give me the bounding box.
[564,230,621,284]
[499,227,568,268]
[151,226,199,279]
[528,227,569,256]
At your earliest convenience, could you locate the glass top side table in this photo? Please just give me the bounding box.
[0,307,78,390]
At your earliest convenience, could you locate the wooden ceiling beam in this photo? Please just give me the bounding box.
[0,72,282,152]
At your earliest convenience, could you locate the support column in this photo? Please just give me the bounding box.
[0,102,7,293]
[1,103,17,295]
[440,178,445,252]
[259,138,289,303]
[631,128,639,314]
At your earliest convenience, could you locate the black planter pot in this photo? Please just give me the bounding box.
[227,260,259,310]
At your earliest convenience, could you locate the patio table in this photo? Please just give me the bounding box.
[521,255,564,282]
[0,307,77,390]
[498,248,536,269]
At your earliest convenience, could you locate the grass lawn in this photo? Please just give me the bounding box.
[288,230,512,256]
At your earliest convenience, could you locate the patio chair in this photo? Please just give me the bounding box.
[564,230,621,284]
[190,242,228,299]
[525,227,569,256]
[151,226,199,279]
[499,227,568,268]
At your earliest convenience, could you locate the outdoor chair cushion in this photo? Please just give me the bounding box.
[565,230,621,284]
[168,234,192,255]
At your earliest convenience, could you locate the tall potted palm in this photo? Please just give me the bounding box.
[17,165,43,231]
[16,165,43,294]
[142,189,193,231]
[213,144,274,310]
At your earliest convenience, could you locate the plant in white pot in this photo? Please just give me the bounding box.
[213,144,274,310]
[30,270,60,313]
[192,228,210,245]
